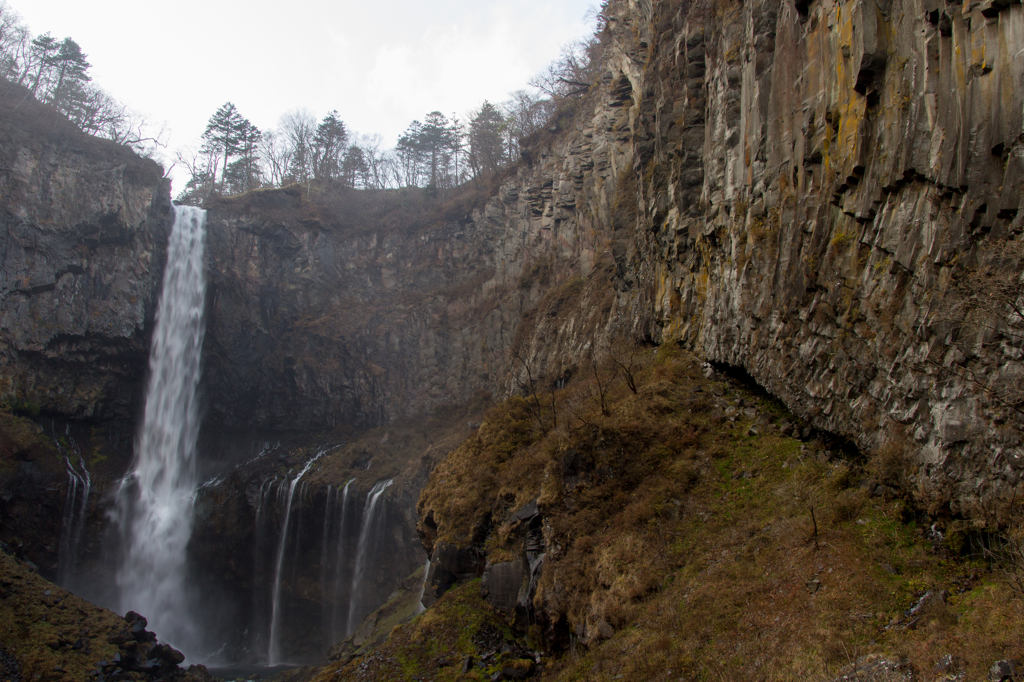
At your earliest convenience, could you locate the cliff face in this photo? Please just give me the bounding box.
[0,79,171,420]
[425,0,1024,520]
[200,188,504,430]
[196,0,1024,518]
[197,175,611,431]
[622,0,1024,518]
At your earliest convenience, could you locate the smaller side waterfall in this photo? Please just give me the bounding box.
[346,479,393,635]
[267,452,325,666]
[320,479,354,646]
[56,428,90,588]
[416,557,431,615]
[319,484,336,606]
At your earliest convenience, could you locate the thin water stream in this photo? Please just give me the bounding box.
[346,479,393,635]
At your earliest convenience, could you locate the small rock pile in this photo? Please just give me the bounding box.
[89,612,212,682]
[464,625,540,680]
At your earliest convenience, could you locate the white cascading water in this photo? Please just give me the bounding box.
[57,429,91,588]
[346,479,393,635]
[116,205,207,652]
[267,450,325,666]
[321,478,353,646]
[415,557,431,615]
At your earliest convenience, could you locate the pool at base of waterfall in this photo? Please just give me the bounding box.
[207,663,302,680]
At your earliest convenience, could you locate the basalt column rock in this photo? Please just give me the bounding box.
[625,0,1024,516]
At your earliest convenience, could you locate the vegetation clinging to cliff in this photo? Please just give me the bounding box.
[410,345,1024,680]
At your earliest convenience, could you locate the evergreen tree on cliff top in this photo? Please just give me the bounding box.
[224,117,263,194]
[311,110,348,182]
[201,102,261,196]
[396,111,462,189]
[49,38,90,106]
[469,100,505,175]
[201,102,244,194]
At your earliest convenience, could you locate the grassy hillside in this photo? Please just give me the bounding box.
[317,344,1023,681]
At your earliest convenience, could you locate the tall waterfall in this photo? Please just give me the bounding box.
[346,479,393,635]
[116,205,207,652]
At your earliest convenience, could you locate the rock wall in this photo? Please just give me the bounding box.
[623,0,1024,518]
[194,0,1024,519]
[396,0,1024,521]
[0,79,171,420]
[197,175,612,431]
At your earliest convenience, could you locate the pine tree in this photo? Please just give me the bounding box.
[50,38,90,109]
[469,101,506,174]
[340,145,369,188]
[419,111,456,188]
[311,111,347,182]
[224,118,262,193]
[200,102,245,195]
[396,120,425,187]
[396,112,463,189]
[26,33,58,97]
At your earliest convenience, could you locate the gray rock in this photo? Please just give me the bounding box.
[990,659,1020,681]
[482,557,528,615]
[829,654,913,681]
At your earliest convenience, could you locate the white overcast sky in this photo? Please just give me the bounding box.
[14,0,596,191]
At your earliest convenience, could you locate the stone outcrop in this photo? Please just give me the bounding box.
[0,78,171,420]
[433,0,1024,520]
[621,0,1024,518]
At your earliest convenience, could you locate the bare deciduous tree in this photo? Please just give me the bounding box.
[259,130,290,187]
[529,38,603,101]
[279,107,316,184]
[501,90,553,161]
[0,1,30,82]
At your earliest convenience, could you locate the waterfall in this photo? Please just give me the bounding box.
[267,451,324,666]
[56,428,90,588]
[320,478,353,646]
[319,484,335,611]
[319,485,336,645]
[346,479,393,636]
[115,205,207,653]
[416,557,431,615]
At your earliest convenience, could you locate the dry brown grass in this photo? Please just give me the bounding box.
[362,346,1024,681]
